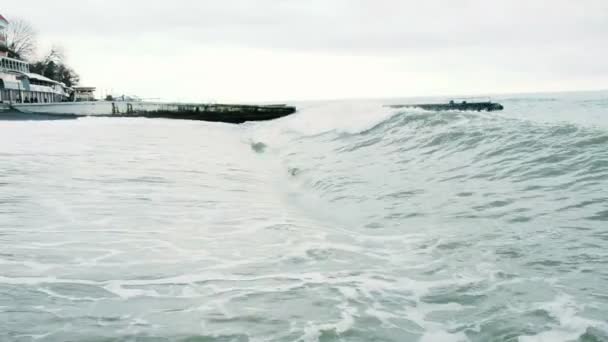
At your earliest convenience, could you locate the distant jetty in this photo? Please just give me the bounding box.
[388,101,504,112]
[9,101,297,123]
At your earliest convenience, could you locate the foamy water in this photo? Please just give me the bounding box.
[1,91,607,341]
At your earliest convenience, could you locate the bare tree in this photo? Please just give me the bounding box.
[6,18,37,60]
[44,45,66,63]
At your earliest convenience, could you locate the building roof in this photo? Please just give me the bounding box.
[0,14,8,24]
[73,86,96,91]
[24,72,60,85]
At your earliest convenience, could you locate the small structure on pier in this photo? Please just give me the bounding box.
[73,86,96,101]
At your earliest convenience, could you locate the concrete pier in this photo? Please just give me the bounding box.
[388,101,504,112]
[11,101,297,124]
[111,103,296,124]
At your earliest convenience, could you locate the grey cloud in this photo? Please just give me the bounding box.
[6,0,607,98]
[12,0,608,53]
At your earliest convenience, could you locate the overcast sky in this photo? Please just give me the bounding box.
[5,0,608,101]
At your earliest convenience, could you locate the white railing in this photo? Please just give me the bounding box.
[0,56,29,73]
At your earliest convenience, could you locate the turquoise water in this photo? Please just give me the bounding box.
[1,91,607,341]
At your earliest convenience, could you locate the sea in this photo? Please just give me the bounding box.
[1,91,607,342]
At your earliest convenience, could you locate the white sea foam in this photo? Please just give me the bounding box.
[519,294,608,342]
[301,303,357,342]
[420,330,469,342]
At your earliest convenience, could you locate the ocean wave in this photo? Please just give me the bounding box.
[2,92,608,341]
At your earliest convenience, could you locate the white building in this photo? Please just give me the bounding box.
[0,13,71,104]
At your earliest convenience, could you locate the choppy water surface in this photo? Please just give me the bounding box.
[1,91,607,341]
